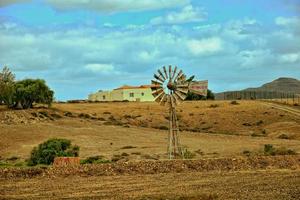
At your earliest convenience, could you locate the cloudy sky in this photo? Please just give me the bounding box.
[0,0,299,100]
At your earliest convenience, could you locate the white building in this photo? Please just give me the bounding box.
[88,85,155,102]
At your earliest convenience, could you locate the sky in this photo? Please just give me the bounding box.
[0,0,300,100]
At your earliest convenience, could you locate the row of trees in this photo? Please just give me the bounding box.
[0,66,54,109]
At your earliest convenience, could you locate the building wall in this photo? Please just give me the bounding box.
[88,88,154,102]
[122,88,154,102]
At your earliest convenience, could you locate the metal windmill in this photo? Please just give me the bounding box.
[151,65,208,159]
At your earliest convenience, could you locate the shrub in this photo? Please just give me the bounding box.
[264,144,275,155]
[242,150,251,156]
[80,156,110,164]
[6,156,19,161]
[256,120,263,126]
[78,113,91,119]
[120,145,136,149]
[156,125,168,130]
[28,138,79,166]
[278,134,290,139]
[209,104,219,108]
[181,147,196,159]
[263,144,296,156]
[230,100,239,105]
[275,147,296,155]
[64,111,73,117]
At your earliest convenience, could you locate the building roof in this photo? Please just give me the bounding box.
[114,85,154,90]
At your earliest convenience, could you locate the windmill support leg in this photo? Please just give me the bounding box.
[168,104,182,159]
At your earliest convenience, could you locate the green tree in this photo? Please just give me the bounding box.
[0,66,15,107]
[185,89,215,100]
[14,79,54,109]
[28,138,80,166]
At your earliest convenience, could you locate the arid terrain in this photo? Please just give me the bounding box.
[1,100,300,199]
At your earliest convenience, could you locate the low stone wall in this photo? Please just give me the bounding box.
[1,155,299,179]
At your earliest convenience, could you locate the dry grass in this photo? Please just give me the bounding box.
[1,101,300,161]
[53,100,300,136]
[1,101,300,199]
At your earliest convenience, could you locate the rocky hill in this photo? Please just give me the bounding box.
[244,77,300,94]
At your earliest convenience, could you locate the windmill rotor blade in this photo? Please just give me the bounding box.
[160,94,168,106]
[177,72,185,82]
[152,88,164,97]
[155,92,165,103]
[168,65,172,81]
[171,66,177,81]
[174,70,183,82]
[176,87,189,94]
[151,84,162,92]
[176,83,189,88]
[163,66,168,79]
[174,90,187,101]
[157,69,166,81]
[172,92,182,104]
[154,73,164,83]
[180,74,187,82]
[151,80,163,86]
[170,94,178,106]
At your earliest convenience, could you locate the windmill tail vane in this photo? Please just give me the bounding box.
[151,65,208,159]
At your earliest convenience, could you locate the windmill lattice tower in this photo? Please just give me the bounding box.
[151,65,189,159]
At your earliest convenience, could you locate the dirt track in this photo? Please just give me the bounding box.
[262,101,300,117]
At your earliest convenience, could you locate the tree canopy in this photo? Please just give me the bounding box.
[0,66,54,109]
[0,66,15,107]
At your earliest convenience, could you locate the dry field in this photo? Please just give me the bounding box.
[1,100,300,199]
[1,169,300,199]
[0,100,300,161]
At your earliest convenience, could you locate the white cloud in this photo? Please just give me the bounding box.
[85,63,115,74]
[275,16,300,26]
[279,52,300,63]
[1,16,299,99]
[151,5,206,25]
[237,50,274,68]
[46,0,189,12]
[0,0,30,7]
[187,37,223,55]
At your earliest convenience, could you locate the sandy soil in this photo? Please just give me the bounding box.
[1,170,299,199]
[1,118,300,160]
[1,100,300,161]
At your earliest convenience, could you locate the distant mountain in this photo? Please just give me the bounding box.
[244,77,300,94]
[215,77,300,100]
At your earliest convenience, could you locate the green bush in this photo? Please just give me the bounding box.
[181,147,196,159]
[80,156,110,164]
[263,144,297,156]
[28,138,79,166]
[264,144,275,155]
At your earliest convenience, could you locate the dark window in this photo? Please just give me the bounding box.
[141,92,144,96]
[103,95,106,100]
[129,93,134,97]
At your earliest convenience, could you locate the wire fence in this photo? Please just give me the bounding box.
[215,91,300,105]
